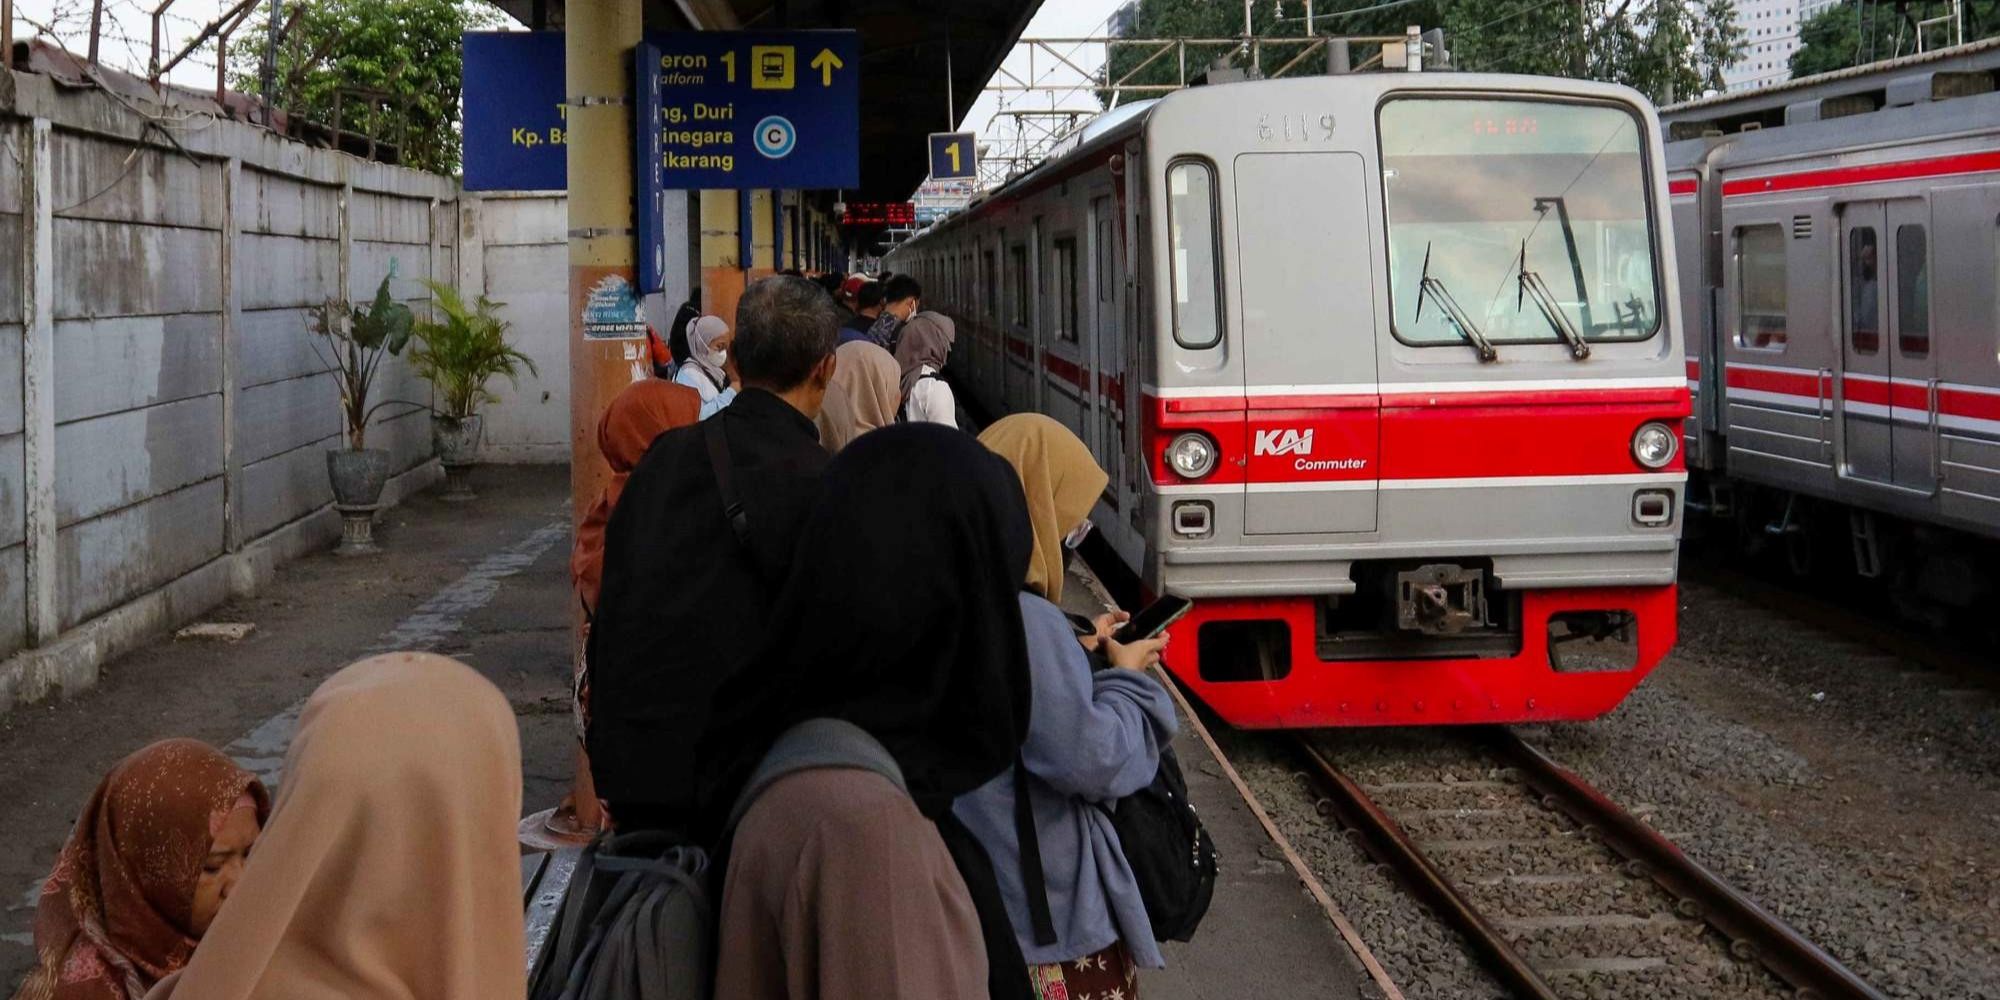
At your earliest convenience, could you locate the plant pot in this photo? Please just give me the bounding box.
[326,448,391,556]
[433,414,484,502]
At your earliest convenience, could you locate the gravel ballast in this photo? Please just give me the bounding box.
[1222,578,2000,1000]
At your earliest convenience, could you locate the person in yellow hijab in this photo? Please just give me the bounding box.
[965,413,1178,993]
[815,340,902,453]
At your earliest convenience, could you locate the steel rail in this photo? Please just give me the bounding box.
[1290,737,1561,1000]
[1484,728,1889,1000]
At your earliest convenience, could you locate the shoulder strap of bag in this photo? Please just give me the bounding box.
[1013,754,1059,947]
[722,718,908,841]
[702,417,752,550]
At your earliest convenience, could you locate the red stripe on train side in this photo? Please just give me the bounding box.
[1041,352,1088,393]
[1721,150,2000,199]
[1685,358,1700,380]
[1724,364,1819,398]
[1940,386,2000,422]
[1668,178,1698,196]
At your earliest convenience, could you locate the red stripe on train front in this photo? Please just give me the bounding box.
[1722,150,2000,198]
[1143,387,1688,487]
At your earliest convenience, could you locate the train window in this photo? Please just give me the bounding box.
[1095,210,1116,304]
[1736,225,1787,350]
[1895,224,1928,357]
[1009,245,1029,327]
[1848,228,1879,355]
[1166,160,1223,350]
[1378,98,1660,346]
[1053,236,1080,343]
[983,250,998,321]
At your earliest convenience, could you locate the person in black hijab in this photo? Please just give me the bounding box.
[700,424,1037,1000]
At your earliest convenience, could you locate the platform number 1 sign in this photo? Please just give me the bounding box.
[928,132,977,180]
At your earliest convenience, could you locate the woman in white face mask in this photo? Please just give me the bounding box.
[675,314,739,420]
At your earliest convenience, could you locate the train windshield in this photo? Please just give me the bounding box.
[1379,98,1660,349]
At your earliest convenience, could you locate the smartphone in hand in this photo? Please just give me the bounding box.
[1111,595,1193,645]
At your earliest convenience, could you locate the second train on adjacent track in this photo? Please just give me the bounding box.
[886,69,1690,729]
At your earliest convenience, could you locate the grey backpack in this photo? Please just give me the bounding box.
[528,719,906,1000]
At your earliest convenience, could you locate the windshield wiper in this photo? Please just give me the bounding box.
[1516,241,1591,360]
[1414,242,1497,363]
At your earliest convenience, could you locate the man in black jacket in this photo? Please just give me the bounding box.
[587,275,838,832]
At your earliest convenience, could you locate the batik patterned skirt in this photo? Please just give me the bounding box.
[1027,942,1137,1000]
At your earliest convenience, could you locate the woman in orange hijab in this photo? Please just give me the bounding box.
[539,376,701,846]
[144,653,524,1000]
[15,740,268,1000]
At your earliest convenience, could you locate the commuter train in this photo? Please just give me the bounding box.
[886,72,1689,729]
[1663,45,2000,624]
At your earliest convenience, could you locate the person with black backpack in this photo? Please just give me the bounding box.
[962,414,1182,999]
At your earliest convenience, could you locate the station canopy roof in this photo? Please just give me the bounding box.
[490,0,1042,202]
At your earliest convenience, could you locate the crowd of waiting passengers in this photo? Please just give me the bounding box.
[12,273,1197,1000]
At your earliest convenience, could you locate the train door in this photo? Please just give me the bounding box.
[1837,199,1936,492]
[1886,201,1936,491]
[1838,205,1891,483]
[1233,151,1380,535]
[1090,195,1123,494]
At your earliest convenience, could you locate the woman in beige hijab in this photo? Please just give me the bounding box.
[815,340,902,452]
[145,652,524,1000]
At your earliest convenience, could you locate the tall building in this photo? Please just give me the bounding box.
[1722,0,1808,92]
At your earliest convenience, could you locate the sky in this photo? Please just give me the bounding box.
[13,0,235,87]
[11,0,1129,179]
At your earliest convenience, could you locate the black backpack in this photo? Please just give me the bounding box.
[528,719,908,1000]
[1017,687,1218,945]
[1098,744,1217,942]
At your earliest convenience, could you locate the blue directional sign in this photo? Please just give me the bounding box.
[929,132,977,180]
[461,32,567,192]
[639,30,861,191]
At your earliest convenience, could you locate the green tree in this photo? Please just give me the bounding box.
[1098,0,1745,107]
[233,0,500,175]
[1791,0,2000,78]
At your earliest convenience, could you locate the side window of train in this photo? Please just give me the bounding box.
[1736,224,1787,351]
[1166,159,1223,350]
[1895,224,1928,357]
[1053,236,1080,344]
[1848,227,1879,355]
[1009,245,1029,327]
[1096,213,1116,304]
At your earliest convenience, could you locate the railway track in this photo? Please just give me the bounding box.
[1290,729,1886,1000]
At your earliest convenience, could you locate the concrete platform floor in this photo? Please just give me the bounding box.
[0,464,1374,998]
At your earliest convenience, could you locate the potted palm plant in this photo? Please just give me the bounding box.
[410,280,538,501]
[310,272,415,555]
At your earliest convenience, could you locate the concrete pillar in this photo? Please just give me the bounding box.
[220,158,243,552]
[20,119,55,645]
[700,188,746,325]
[457,196,485,304]
[565,0,644,524]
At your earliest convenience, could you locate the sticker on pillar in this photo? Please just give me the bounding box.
[577,269,646,340]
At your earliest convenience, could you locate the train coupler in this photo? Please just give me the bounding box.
[1396,564,1489,635]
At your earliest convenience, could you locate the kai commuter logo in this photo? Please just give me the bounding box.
[1254,428,1315,457]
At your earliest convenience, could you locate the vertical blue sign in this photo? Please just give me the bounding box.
[636,39,665,293]
[462,32,568,191]
[928,132,977,180]
[640,30,861,190]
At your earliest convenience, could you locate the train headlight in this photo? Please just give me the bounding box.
[1631,422,1678,469]
[1166,432,1219,480]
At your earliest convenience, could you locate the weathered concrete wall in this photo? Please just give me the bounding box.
[470,194,570,463]
[0,70,469,706]
[0,125,26,659]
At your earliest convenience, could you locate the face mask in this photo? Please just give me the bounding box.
[709,348,727,367]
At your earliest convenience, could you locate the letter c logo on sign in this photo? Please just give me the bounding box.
[754,116,797,159]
